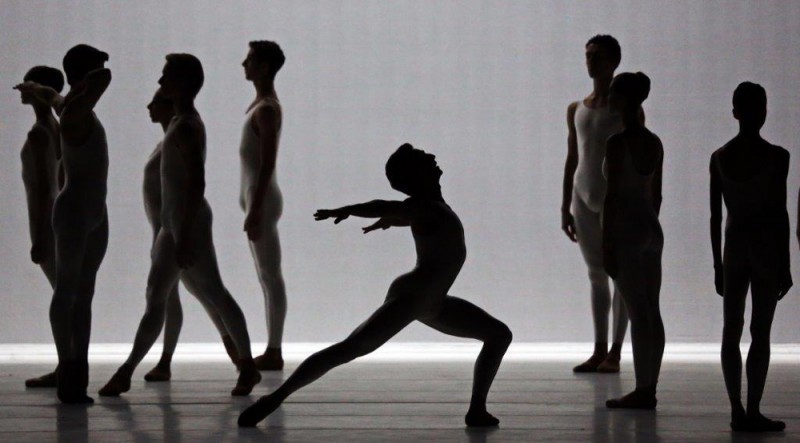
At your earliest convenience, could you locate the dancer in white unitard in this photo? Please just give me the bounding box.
[16,44,111,404]
[240,40,288,370]
[141,90,241,382]
[239,144,512,428]
[17,66,65,389]
[711,82,792,432]
[99,54,261,397]
[601,72,664,410]
[562,35,639,373]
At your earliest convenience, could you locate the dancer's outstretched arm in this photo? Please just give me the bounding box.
[315,199,419,224]
[13,82,65,113]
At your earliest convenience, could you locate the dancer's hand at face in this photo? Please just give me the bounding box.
[244,211,262,242]
[561,211,577,242]
[362,218,391,234]
[314,209,349,224]
[175,240,194,269]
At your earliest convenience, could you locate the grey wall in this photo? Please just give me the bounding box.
[1,0,799,344]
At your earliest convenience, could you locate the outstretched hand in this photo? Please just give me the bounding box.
[314,208,349,224]
[362,218,392,234]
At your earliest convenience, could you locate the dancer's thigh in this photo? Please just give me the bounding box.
[421,296,506,340]
[147,230,181,301]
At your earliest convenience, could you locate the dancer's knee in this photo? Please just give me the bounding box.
[749,322,772,346]
[723,318,745,339]
[587,266,609,286]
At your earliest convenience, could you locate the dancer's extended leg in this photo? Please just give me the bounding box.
[144,284,182,382]
[239,296,417,427]
[249,221,287,370]
[421,296,512,427]
[99,229,180,396]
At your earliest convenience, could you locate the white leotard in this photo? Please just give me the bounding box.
[239,100,282,214]
[573,102,622,212]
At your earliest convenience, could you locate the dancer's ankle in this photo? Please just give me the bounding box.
[593,342,609,358]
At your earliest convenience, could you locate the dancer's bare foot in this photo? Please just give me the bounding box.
[57,362,94,404]
[465,408,500,427]
[606,387,657,409]
[596,354,620,373]
[254,347,284,371]
[25,370,58,388]
[573,354,606,373]
[231,362,262,396]
[729,405,748,432]
[238,391,283,427]
[144,363,171,382]
[740,412,786,432]
[98,366,132,397]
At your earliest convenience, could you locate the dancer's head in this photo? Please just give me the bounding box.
[147,88,174,125]
[243,40,285,82]
[732,81,767,131]
[63,44,108,87]
[585,34,620,79]
[385,143,442,197]
[20,66,64,104]
[159,53,204,101]
[609,72,650,114]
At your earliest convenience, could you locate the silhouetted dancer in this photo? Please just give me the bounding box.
[99,54,261,397]
[711,82,792,432]
[16,66,65,389]
[562,35,639,373]
[238,144,512,428]
[601,72,664,410]
[15,44,112,404]
[141,89,240,382]
[240,41,288,371]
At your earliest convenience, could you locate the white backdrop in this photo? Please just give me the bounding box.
[1,1,798,344]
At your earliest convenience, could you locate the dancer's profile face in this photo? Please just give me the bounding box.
[147,90,173,124]
[411,149,443,183]
[585,44,615,79]
[242,49,261,81]
[157,62,180,99]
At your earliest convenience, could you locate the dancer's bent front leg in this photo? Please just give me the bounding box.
[238,296,417,427]
[422,296,512,427]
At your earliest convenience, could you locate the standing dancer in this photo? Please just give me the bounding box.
[562,35,635,373]
[17,66,65,389]
[141,90,240,382]
[99,54,261,397]
[601,73,664,409]
[16,44,112,404]
[239,144,512,428]
[240,40,288,370]
[711,82,792,432]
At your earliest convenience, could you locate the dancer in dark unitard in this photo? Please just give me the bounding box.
[601,72,664,410]
[711,82,792,432]
[239,143,512,428]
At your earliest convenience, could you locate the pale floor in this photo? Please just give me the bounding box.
[0,355,798,442]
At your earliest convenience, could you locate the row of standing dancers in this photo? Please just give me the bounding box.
[13,36,795,432]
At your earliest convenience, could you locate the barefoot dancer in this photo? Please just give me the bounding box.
[141,89,241,382]
[711,82,792,432]
[17,66,65,389]
[240,41,288,370]
[238,143,512,428]
[16,44,112,404]
[601,72,665,410]
[99,54,261,397]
